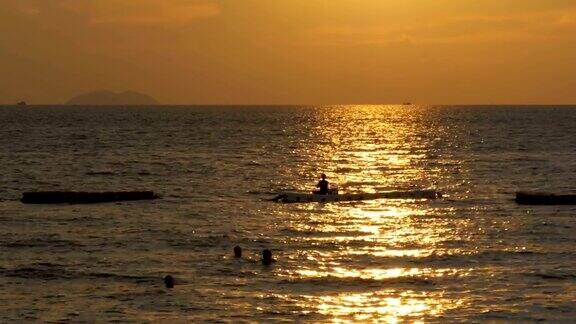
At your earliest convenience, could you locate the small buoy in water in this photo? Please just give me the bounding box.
[234,245,242,258]
[262,249,274,265]
[164,275,175,288]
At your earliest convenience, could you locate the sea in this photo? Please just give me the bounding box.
[0,105,575,322]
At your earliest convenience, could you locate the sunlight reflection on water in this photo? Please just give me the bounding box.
[292,290,466,323]
[275,106,465,320]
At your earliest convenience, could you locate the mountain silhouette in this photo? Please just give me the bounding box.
[66,90,158,105]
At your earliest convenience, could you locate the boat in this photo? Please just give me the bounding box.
[21,191,159,204]
[515,192,576,205]
[17,101,26,106]
[271,189,441,203]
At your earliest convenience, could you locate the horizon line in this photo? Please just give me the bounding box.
[2,103,576,107]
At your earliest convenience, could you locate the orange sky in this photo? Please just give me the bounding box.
[1,0,576,104]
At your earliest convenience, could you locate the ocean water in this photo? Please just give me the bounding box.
[0,105,575,322]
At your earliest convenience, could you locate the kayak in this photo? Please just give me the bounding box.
[271,189,441,203]
[515,192,576,205]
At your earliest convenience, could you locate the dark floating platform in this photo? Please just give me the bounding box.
[515,192,576,205]
[21,191,159,204]
[271,189,441,203]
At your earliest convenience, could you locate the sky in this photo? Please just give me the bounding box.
[1,0,576,105]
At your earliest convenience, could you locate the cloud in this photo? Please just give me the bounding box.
[557,12,576,26]
[304,7,576,46]
[12,0,221,26]
[88,0,221,26]
[12,2,42,16]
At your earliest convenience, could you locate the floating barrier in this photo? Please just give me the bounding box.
[271,189,441,204]
[21,191,159,204]
[515,192,576,205]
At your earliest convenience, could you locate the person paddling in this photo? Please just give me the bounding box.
[315,173,329,195]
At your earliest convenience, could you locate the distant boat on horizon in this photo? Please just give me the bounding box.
[402,102,412,105]
[17,101,27,106]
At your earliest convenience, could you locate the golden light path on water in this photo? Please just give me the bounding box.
[283,202,472,323]
[303,291,465,323]
[277,106,473,321]
[277,202,471,321]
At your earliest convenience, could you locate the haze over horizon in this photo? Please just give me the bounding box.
[2,0,576,105]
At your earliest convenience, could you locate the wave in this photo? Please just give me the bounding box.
[334,167,361,173]
[339,181,382,187]
[1,238,83,249]
[278,275,437,288]
[279,228,369,238]
[246,190,278,195]
[527,271,576,281]
[85,171,115,176]
[85,170,158,176]
[1,264,156,283]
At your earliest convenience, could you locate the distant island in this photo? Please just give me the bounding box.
[66,90,159,105]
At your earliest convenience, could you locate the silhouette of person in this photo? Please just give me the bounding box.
[234,246,242,258]
[315,173,329,195]
[164,275,175,288]
[262,249,275,265]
